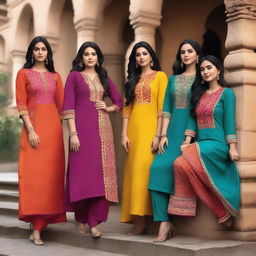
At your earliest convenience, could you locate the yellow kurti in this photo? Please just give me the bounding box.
[120,71,168,222]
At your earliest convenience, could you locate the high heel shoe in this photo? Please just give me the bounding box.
[153,222,175,243]
[29,231,44,246]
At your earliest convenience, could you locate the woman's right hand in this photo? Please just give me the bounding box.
[121,134,131,152]
[28,131,40,149]
[158,137,168,154]
[70,135,80,152]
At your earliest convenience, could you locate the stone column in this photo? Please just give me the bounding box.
[10,50,26,106]
[129,11,162,49]
[74,18,98,48]
[224,0,256,240]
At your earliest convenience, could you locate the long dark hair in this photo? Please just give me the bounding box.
[124,41,161,106]
[190,55,228,118]
[23,36,55,72]
[172,39,202,75]
[71,41,109,96]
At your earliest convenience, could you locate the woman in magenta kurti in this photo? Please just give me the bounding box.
[63,41,123,237]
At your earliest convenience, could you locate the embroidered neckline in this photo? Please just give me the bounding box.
[205,87,223,95]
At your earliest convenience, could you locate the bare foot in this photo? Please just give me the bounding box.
[153,221,175,243]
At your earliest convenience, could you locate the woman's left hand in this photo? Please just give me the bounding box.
[229,148,239,161]
[151,136,160,152]
[95,101,108,111]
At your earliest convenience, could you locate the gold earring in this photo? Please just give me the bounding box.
[217,73,220,81]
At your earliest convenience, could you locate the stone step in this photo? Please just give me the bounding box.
[0,210,256,256]
[0,172,18,191]
[0,189,19,202]
[0,201,18,216]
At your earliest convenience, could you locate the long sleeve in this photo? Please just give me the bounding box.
[54,73,64,119]
[157,71,168,117]
[107,77,123,111]
[122,99,134,118]
[223,88,237,143]
[63,72,76,120]
[163,76,174,119]
[16,69,29,116]
[185,114,197,137]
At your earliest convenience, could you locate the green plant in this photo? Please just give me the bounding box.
[0,116,22,163]
[0,71,8,106]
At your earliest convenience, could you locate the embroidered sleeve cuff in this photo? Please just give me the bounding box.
[63,110,75,119]
[185,130,196,137]
[17,105,28,116]
[226,134,237,143]
[163,112,171,119]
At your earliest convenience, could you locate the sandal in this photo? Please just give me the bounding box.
[90,227,102,238]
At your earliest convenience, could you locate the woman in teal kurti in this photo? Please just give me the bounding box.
[168,55,240,225]
[148,39,202,242]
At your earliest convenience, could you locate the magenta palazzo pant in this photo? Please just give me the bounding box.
[73,197,109,228]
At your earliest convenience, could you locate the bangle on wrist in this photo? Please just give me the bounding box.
[161,134,167,138]
[155,135,161,138]
[70,131,78,137]
[27,127,34,133]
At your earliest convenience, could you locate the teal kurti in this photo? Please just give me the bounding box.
[149,74,195,194]
[185,87,240,214]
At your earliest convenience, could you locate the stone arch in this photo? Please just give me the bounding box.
[202,4,227,61]
[159,0,224,75]
[53,0,77,80]
[14,3,34,51]
[45,0,66,37]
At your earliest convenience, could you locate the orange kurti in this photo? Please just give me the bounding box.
[16,69,66,224]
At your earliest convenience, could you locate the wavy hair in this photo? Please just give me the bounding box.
[23,36,55,72]
[190,55,228,118]
[172,39,202,75]
[71,41,109,96]
[124,41,160,106]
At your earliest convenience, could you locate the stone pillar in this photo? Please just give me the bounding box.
[129,11,162,49]
[44,36,59,53]
[74,18,98,48]
[10,50,26,106]
[224,0,256,240]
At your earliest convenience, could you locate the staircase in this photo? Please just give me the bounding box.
[0,166,256,256]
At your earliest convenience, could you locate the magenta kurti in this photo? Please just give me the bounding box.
[63,71,123,210]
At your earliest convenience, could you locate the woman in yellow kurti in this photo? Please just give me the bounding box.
[121,41,168,234]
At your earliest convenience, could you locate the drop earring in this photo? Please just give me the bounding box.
[45,58,48,65]
[31,57,34,64]
[217,73,220,81]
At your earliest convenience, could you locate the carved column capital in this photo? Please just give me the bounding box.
[225,0,256,22]
[74,18,98,33]
[130,11,162,30]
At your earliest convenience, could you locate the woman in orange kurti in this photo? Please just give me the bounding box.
[16,36,66,245]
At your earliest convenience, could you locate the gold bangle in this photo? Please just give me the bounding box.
[27,127,34,133]
[70,131,78,137]
[161,134,167,138]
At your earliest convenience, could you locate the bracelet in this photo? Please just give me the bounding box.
[70,131,78,137]
[182,141,190,145]
[27,127,34,133]
[161,134,167,138]
[155,135,161,138]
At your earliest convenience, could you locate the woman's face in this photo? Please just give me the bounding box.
[200,60,220,83]
[32,42,48,63]
[180,43,198,66]
[82,47,98,68]
[135,47,152,68]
